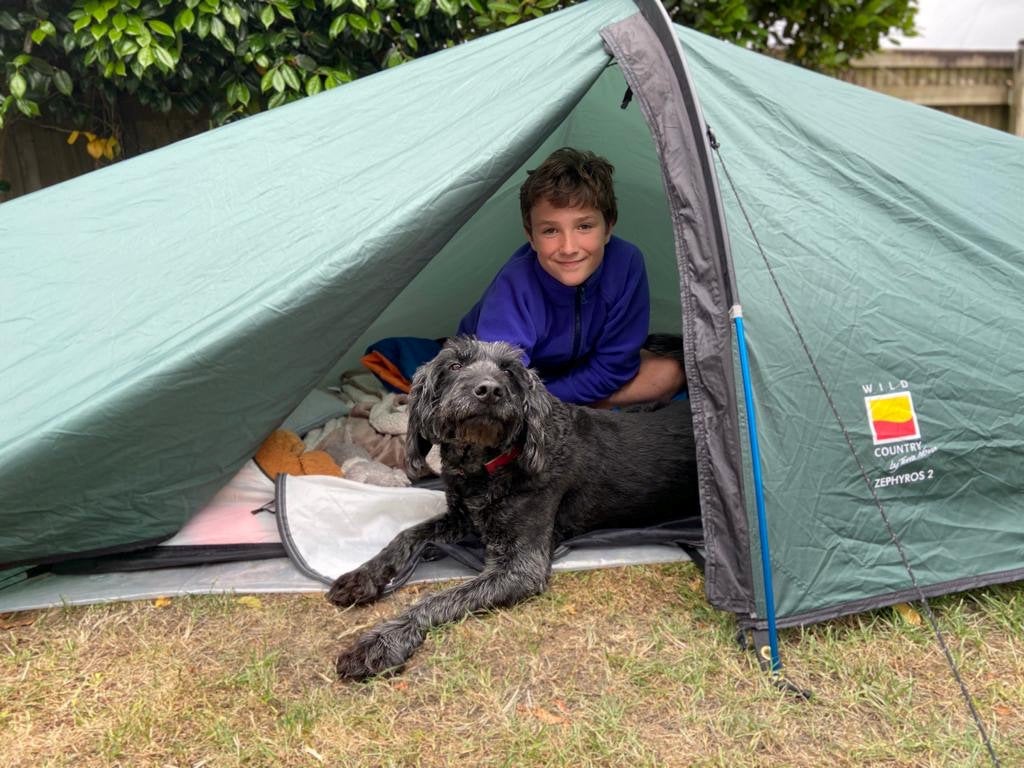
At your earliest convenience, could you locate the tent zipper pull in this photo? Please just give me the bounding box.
[620,87,633,110]
[707,126,720,150]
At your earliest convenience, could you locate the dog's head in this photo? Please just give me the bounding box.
[406,337,552,476]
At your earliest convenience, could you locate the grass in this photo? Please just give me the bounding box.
[1,563,1021,767]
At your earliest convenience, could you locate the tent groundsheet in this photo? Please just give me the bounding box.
[0,375,694,614]
[0,548,693,613]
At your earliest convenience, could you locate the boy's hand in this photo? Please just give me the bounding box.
[591,351,685,408]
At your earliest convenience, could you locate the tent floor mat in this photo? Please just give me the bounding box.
[0,545,691,613]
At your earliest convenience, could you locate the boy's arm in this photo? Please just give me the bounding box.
[544,255,650,404]
[465,275,541,364]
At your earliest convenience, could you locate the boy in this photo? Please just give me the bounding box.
[458,147,685,407]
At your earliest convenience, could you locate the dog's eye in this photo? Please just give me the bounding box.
[449,362,462,371]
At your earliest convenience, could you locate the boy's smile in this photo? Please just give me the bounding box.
[527,198,613,287]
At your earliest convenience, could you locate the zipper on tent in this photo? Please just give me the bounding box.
[602,0,790,686]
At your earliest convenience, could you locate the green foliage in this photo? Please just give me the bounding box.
[663,0,919,72]
[0,0,917,149]
[0,4,58,129]
[0,0,564,138]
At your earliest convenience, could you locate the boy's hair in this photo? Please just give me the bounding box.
[520,147,617,230]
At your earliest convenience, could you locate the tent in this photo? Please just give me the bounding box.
[2,0,1023,641]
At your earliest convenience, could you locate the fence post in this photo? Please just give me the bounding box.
[1012,40,1024,137]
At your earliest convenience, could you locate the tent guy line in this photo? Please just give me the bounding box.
[712,138,1001,766]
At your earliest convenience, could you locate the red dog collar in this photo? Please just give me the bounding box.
[484,445,521,475]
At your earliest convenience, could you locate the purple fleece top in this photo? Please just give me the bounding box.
[457,235,650,404]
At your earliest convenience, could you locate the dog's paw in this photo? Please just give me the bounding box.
[335,624,422,682]
[326,568,383,607]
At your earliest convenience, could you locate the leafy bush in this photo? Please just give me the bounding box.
[0,0,915,156]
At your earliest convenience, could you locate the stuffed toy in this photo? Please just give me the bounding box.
[316,433,412,487]
[254,429,342,479]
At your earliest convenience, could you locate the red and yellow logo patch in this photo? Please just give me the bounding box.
[865,392,921,445]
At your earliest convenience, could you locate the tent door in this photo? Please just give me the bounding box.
[601,6,755,616]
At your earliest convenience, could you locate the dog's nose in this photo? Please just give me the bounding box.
[473,379,505,403]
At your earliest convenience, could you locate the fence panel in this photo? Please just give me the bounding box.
[1,104,206,203]
[838,45,1023,136]
[3,43,1021,203]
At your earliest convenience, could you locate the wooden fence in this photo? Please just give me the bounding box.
[838,43,1024,136]
[2,42,1022,203]
[1,103,205,203]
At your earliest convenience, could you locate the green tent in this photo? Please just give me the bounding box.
[2,0,1022,633]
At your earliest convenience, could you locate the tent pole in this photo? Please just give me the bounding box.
[730,304,780,673]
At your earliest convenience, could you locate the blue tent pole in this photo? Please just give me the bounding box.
[731,305,781,673]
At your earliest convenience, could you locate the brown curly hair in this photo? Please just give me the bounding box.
[519,147,618,231]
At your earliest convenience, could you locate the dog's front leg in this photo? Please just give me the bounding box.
[326,511,472,608]
[335,551,552,681]
[336,505,555,681]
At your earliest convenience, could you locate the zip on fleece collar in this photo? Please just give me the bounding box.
[529,249,606,305]
[571,284,584,362]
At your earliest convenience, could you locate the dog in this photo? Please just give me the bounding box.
[326,336,699,681]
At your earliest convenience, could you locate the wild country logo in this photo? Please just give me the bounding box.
[864,389,920,445]
[862,383,936,488]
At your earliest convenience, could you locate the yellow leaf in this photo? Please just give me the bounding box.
[102,137,119,160]
[894,602,922,626]
[0,612,38,629]
[153,596,172,608]
[67,130,80,144]
[84,131,96,141]
[236,595,263,609]
[518,705,569,726]
[86,138,105,160]
[532,706,569,725]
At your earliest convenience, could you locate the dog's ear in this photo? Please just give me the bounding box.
[515,363,552,475]
[405,350,447,476]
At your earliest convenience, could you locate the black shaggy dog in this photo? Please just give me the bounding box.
[327,336,699,681]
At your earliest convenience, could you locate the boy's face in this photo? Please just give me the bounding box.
[526,198,612,288]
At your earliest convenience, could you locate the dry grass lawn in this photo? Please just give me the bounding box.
[1,563,1021,767]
